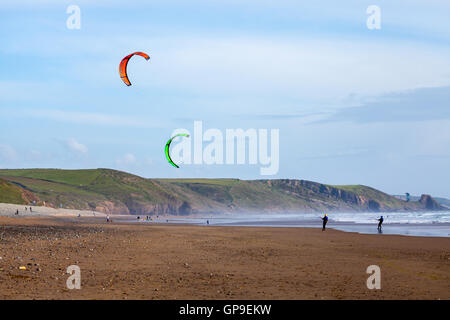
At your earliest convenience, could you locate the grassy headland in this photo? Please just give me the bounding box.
[0,169,444,215]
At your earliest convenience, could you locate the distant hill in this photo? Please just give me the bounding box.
[0,169,445,215]
[394,194,450,209]
[434,197,450,209]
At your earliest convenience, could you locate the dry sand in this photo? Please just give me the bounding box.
[0,215,448,300]
[0,203,107,217]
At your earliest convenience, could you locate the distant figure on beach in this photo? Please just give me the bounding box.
[106,215,110,223]
[377,216,384,231]
[321,214,328,231]
[15,209,19,215]
[78,213,81,218]
[206,220,209,225]
[29,207,32,213]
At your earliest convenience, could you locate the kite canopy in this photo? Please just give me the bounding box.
[119,52,150,86]
[165,134,190,168]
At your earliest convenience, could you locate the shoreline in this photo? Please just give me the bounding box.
[117,217,450,238]
[1,202,449,238]
[0,215,448,299]
[120,220,450,238]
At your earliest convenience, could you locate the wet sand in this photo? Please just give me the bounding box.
[0,216,448,299]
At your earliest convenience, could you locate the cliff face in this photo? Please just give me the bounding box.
[259,179,445,213]
[419,194,443,210]
[0,169,445,215]
[274,180,370,208]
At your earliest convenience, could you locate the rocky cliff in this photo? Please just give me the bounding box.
[0,169,445,215]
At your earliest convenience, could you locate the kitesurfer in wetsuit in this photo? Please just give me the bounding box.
[377,216,384,231]
[322,214,328,231]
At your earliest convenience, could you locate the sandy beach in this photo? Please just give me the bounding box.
[0,213,448,300]
[0,203,107,218]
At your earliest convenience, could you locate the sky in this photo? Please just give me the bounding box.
[1,0,450,198]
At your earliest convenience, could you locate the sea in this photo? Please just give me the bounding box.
[131,211,450,238]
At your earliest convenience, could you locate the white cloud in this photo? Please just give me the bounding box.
[0,108,172,129]
[3,32,450,107]
[322,86,450,124]
[65,138,88,154]
[55,34,450,104]
[155,36,450,99]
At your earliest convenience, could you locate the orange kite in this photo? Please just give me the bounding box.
[119,52,150,86]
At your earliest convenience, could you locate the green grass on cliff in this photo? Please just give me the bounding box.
[0,168,102,186]
[0,178,26,204]
[329,184,405,207]
[0,168,424,214]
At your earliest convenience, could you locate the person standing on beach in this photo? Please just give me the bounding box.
[106,215,110,223]
[321,214,328,231]
[377,216,384,231]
